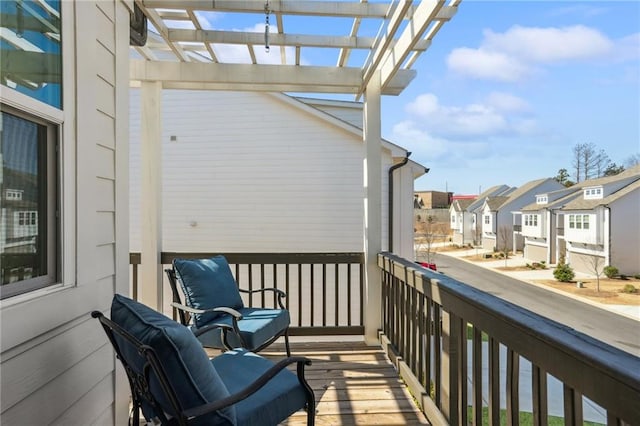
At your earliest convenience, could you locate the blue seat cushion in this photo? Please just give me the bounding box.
[212,349,308,426]
[196,307,290,351]
[173,256,245,328]
[110,294,236,426]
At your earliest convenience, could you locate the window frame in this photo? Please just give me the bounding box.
[1,105,60,299]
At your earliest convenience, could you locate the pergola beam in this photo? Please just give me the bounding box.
[141,0,406,18]
[168,29,431,51]
[361,0,413,95]
[143,7,190,61]
[379,0,445,90]
[130,59,415,95]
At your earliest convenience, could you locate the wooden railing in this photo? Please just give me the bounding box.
[378,252,640,426]
[130,252,364,336]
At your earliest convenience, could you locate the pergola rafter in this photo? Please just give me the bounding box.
[133,0,459,95]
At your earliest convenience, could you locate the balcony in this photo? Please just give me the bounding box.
[130,251,640,425]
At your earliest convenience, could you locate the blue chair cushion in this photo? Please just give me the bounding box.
[196,307,290,351]
[173,256,245,328]
[110,294,236,426]
[212,349,308,426]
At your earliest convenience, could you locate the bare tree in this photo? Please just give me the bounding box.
[498,225,511,267]
[624,153,640,168]
[594,149,611,178]
[585,255,605,292]
[572,143,598,182]
[417,215,447,264]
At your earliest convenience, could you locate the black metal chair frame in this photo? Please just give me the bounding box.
[165,267,292,356]
[92,311,315,426]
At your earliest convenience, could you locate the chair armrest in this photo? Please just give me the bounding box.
[183,356,313,419]
[170,302,243,319]
[238,288,287,309]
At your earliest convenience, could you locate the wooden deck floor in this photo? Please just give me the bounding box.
[260,341,429,426]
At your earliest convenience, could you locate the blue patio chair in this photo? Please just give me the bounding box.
[92,294,315,426]
[165,256,291,356]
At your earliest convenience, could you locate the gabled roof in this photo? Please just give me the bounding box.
[451,198,474,212]
[466,184,512,212]
[521,165,640,212]
[562,179,640,211]
[485,196,510,211]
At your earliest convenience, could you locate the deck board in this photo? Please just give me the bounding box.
[259,342,430,426]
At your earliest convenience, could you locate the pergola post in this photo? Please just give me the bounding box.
[139,80,163,310]
[363,71,382,344]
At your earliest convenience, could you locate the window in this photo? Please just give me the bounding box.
[568,214,590,230]
[584,187,603,200]
[536,195,548,204]
[0,1,62,108]
[451,215,456,223]
[1,1,61,299]
[484,215,490,224]
[1,108,59,299]
[524,214,538,227]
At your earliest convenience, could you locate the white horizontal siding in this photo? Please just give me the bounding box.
[1,2,129,425]
[130,90,393,253]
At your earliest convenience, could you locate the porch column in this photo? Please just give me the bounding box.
[363,71,382,344]
[140,81,163,310]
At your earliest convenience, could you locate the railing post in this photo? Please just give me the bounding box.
[441,311,464,425]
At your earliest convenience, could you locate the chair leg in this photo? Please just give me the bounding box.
[284,330,291,357]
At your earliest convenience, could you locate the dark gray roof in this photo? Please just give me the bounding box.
[485,196,510,211]
[452,198,475,212]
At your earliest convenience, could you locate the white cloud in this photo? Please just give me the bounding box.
[486,92,531,113]
[447,48,530,82]
[447,25,617,82]
[404,93,530,138]
[482,25,612,63]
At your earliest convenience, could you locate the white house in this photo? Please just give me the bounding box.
[450,184,513,246]
[449,198,475,246]
[560,167,640,276]
[1,1,131,423]
[480,178,564,251]
[0,1,457,424]
[517,187,581,264]
[129,90,425,261]
[517,167,640,266]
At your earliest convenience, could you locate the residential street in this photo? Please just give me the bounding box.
[432,253,640,357]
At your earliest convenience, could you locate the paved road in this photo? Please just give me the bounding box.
[433,253,640,357]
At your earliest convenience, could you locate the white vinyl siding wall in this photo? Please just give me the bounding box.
[130,90,392,253]
[1,1,130,424]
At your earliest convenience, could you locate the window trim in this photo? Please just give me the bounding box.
[1,106,60,299]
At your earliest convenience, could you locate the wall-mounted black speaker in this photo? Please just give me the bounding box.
[130,3,147,46]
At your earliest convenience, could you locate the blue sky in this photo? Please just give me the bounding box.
[381,1,640,194]
[165,1,639,195]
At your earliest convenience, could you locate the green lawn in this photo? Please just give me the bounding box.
[466,407,604,425]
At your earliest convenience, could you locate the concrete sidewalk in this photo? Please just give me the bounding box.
[430,247,640,322]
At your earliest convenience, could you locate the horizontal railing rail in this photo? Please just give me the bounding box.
[378,251,640,426]
[130,252,364,336]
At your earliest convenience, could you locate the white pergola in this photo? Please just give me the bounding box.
[133,0,460,343]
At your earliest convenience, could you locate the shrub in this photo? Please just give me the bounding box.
[634,274,640,280]
[603,265,619,279]
[622,284,637,294]
[554,261,575,282]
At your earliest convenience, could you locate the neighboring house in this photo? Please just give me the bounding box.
[414,190,452,209]
[480,178,565,252]
[129,90,426,264]
[517,187,581,264]
[450,185,513,246]
[560,168,640,276]
[449,198,475,246]
[518,166,640,268]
